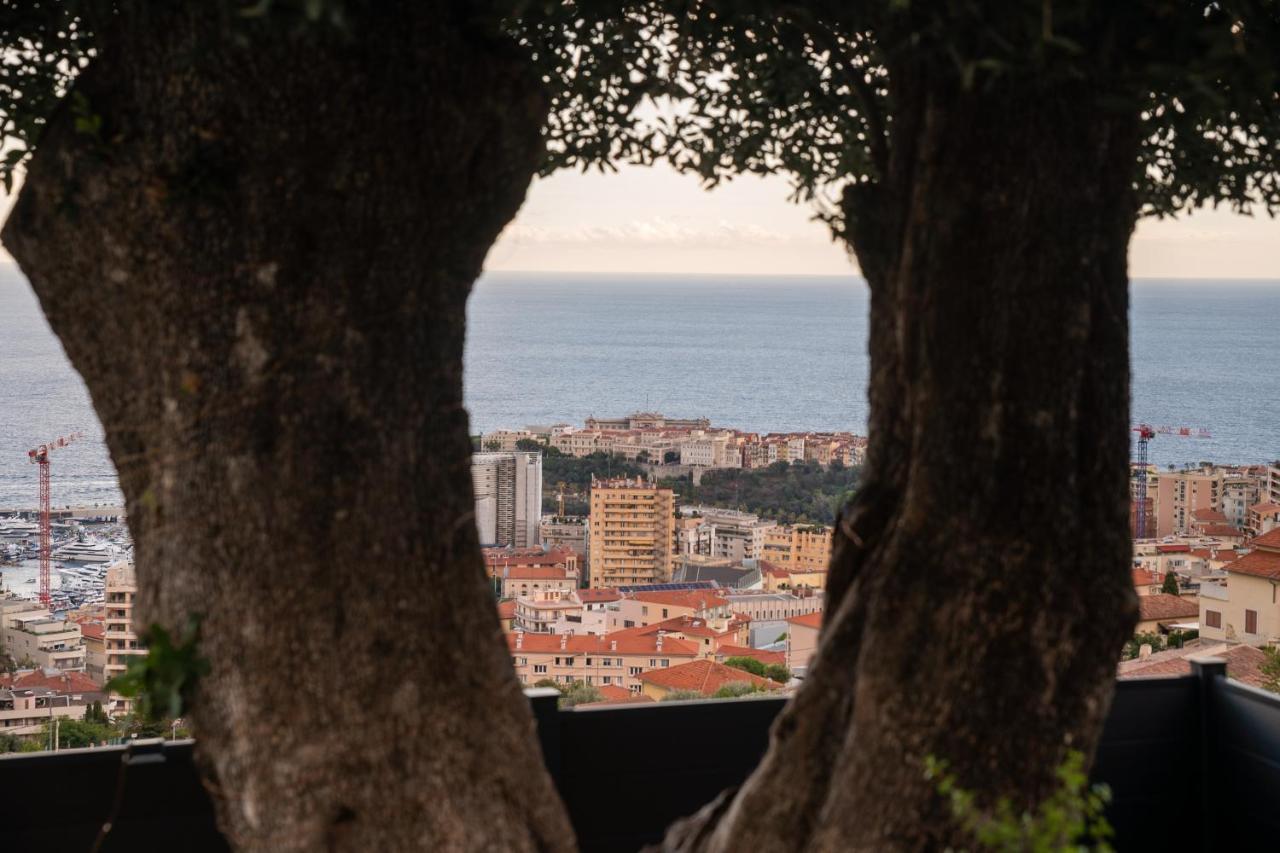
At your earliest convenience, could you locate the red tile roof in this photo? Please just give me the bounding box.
[1156,544,1192,554]
[507,631,698,657]
[1138,594,1200,622]
[497,600,517,619]
[637,659,782,696]
[608,615,733,641]
[1198,524,1245,539]
[1190,547,1238,562]
[1249,502,1280,515]
[79,621,105,641]
[1118,643,1271,689]
[715,644,786,666]
[1224,548,1280,581]
[787,611,823,630]
[1192,509,1229,523]
[0,668,101,694]
[1249,528,1280,549]
[483,547,577,570]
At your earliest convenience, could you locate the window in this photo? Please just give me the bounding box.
[534,664,547,674]
[662,608,668,618]
[602,676,612,684]
[661,659,670,667]
[1246,609,1258,634]
[1205,610,1222,629]
[629,666,642,676]
[585,657,593,666]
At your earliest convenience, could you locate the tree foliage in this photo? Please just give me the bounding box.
[724,655,768,677]
[666,461,857,525]
[926,750,1114,852]
[516,0,1280,240]
[1161,572,1180,595]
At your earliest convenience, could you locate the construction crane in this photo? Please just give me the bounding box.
[27,431,83,608]
[1131,424,1211,539]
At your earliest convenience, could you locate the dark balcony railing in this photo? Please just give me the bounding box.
[2,658,1278,851]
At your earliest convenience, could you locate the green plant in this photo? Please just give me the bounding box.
[558,680,603,708]
[1161,572,1179,595]
[723,656,768,677]
[1261,647,1280,695]
[1120,632,1167,661]
[712,682,765,699]
[924,750,1114,852]
[106,617,209,721]
[763,664,791,684]
[660,689,706,702]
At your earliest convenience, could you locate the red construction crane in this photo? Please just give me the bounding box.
[27,431,83,608]
[1131,424,1211,539]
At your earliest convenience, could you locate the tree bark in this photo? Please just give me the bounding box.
[4,6,574,851]
[661,65,1142,852]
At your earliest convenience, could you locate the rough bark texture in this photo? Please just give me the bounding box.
[5,6,575,851]
[660,62,1142,852]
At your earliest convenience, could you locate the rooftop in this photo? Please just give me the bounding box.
[1138,594,1200,622]
[636,659,782,696]
[507,631,699,657]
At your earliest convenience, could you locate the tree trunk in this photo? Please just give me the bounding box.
[661,68,1142,851]
[4,6,574,851]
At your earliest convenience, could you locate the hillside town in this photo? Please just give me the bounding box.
[478,413,1280,704]
[3,432,1279,748]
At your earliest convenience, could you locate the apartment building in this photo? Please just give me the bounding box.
[1222,473,1263,530]
[1200,528,1280,646]
[483,546,580,599]
[479,429,537,452]
[1248,502,1280,538]
[606,589,732,630]
[104,562,146,714]
[786,611,823,675]
[507,630,699,692]
[541,516,588,559]
[678,506,775,563]
[588,478,676,587]
[472,451,542,548]
[1152,468,1223,537]
[762,525,833,571]
[0,599,86,672]
[586,413,711,432]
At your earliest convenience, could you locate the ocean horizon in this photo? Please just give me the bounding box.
[2,266,1278,508]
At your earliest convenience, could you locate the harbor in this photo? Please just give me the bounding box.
[0,512,132,613]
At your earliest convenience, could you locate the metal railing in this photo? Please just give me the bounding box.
[1,659,1277,851]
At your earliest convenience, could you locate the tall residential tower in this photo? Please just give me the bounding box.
[472,452,542,548]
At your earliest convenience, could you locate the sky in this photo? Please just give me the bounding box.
[485,164,1280,279]
[2,162,1278,278]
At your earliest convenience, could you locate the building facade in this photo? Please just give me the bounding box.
[104,561,147,714]
[587,478,676,587]
[0,599,86,672]
[472,451,543,548]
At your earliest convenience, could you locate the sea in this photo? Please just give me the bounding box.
[2,267,1278,509]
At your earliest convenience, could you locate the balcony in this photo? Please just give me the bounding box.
[1,659,1277,850]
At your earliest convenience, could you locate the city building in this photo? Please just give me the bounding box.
[1199,528,1280,646]
[479,429,538,452]
[605,589,732,630]
[786,611,823,675]
[540,515,588,560]
[80,621,107,684]
[588,478,676,587]
[513,588,622,636]
[726,589,824,646]
[0,599,86,672]
[103,561,146,714]
[762,525,833,571]
[1247,502,1280,538]
[586,412,712,432]
[635,659,780,700]
[506,630,699,691]
[678,506,775,563]
[482,546,580,599]
[472,451,543,548]
[1134,594,1200,635]
[0,667,107,737]
[1151,467,1224,537]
